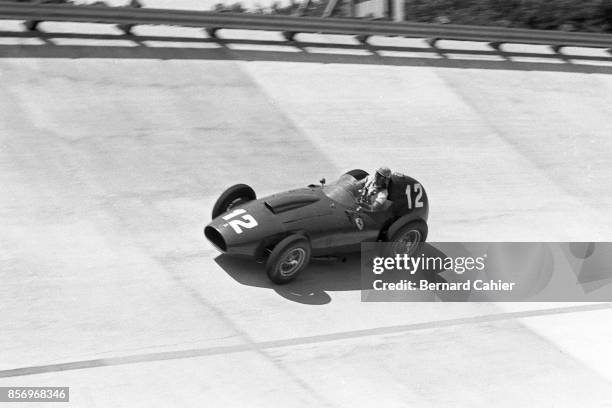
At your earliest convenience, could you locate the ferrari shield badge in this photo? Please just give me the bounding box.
[354,215,365,231]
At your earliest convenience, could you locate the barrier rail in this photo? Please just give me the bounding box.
[0,2,611,50]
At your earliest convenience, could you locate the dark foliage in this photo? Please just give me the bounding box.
[217,0,612,33]
[405,0,612,32]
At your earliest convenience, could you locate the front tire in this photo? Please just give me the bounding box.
[266,235,312,284]
[211,184,256,219]
[344,169,369,181]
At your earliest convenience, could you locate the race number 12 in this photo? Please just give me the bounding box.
[406,183,424,209]
[222,209,259,234]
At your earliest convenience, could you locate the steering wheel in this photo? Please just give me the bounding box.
[355,194,370,212]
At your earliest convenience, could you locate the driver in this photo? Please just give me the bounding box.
[355,166,392,211]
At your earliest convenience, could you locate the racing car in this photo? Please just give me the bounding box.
[204,169,429,284]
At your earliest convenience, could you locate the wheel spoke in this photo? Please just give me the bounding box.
[279,248,306,277]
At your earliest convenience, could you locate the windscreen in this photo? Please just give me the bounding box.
[322,174,360,207]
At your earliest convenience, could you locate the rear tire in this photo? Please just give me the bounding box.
[266,235,311,284]
[211,184,256,219]
[387,220,428,256]
[344,169,369,181]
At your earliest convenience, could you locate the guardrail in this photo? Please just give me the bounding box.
[0,2,611,50]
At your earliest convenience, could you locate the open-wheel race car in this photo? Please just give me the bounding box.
[204,169,429,284]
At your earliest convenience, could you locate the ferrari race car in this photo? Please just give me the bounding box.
[204,169,429,284]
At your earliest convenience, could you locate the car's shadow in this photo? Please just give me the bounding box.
[215,253,363,305]
[215,243,467,305]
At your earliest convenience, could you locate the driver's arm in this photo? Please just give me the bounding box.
[358,190,388,212]
[371,190,388,210]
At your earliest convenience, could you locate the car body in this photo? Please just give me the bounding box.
[204,169,429,283]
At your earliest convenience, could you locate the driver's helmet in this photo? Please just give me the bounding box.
[375,166,392,180]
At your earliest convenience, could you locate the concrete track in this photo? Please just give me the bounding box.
[1,17,612,407]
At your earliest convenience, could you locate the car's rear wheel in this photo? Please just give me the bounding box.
[211,184,256,219]
[266,235,311,284]
[388,221,428,256]
[344,169,369,181]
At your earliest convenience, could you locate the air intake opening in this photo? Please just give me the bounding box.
[204,226,227,252]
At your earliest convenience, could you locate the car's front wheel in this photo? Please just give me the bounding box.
[343,169,369,181]
[211,184,256,219]
[266,235,312,284]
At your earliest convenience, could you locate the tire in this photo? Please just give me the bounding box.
[211,184,256,219]
[266,235,312,284]
[344,169,369,181]
[387,220,428,257]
